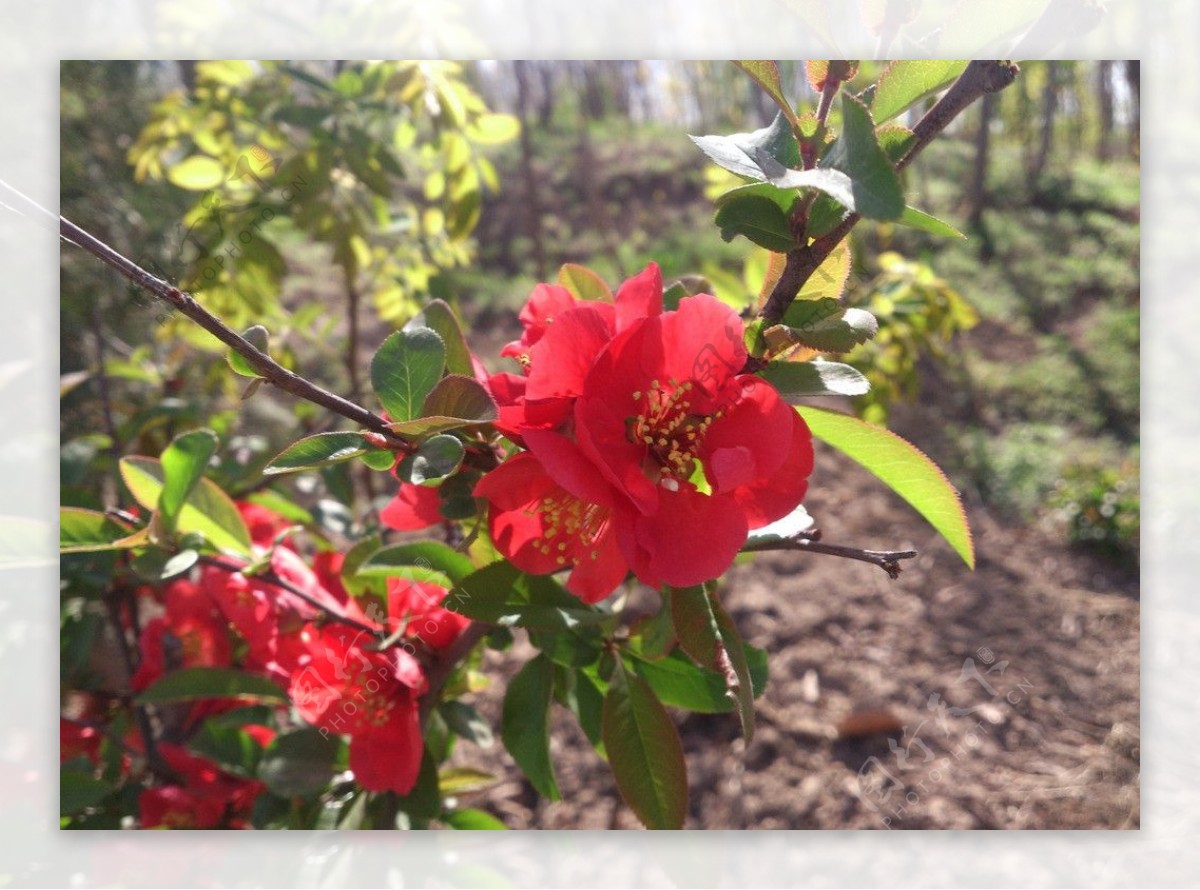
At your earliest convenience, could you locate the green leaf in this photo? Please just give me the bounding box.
[629,647,768,714]
[420,375,498,424]
[733,61,799,127]
[449,562,608,631]
[227,325,270,377]
[158,429,218,534]
[167,155,225,191]
[131,547,199,582]
[774,303,879,353]
[602,660,688,829]
[796,404,975,567]
[443,807,507,829]
[871,60,968,125]
[501,654,560,800]
[188,720,265,779]
[758,359,870,397]
[713,195,796,252]
[562,667,608,756]
[689,112,800,180]
[897,205,966,239]
[61,769,115,815]
[766,166,859,213]
[358,541,474,585]
[714,181,800,215]
[370,327,446,423]
[557,263,613,302]
[467,112,520,145]
[59,507,135,554]
[358,448,397,471]
[668,585,756,742]
[412,300,473,376]
[264,432,390,475]
[137,667,288,705]
[439,700,495,749]
[392,750,443,823]
[819,94,904,220]
[257,728,341,798]
[119,456,251,556]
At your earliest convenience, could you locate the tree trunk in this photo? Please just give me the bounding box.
[1031,61,1059,181]
[514,61,548,281]
[1096,60,1114,161]
[1124,60,1140,159]
[967,91,995,231]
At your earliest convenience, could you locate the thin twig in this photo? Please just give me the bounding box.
[59,214,405,444]
[742,529,917,579]
[200,555,387,641]
[101,583,170,778]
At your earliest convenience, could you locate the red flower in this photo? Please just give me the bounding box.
[574,293,813,587]
[387,578,470,650]
[380,480,444,532]
[474,449,629,603]
[139,743,266,829]
[237,501,296,549]
[60,718,101,765]
[132,580,233,691]
[477,269,814,598]
[289,626,426,795]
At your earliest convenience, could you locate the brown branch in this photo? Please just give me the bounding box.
[419,620,491,723]
[59,214,405,444]
[758,61,1019,328]
[742,529,917,579]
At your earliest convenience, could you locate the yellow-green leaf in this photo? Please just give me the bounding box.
[167,155,225,191]
[796,405,974,568]
[119,456,251,556]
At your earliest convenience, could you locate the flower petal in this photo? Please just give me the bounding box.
[381,483,443,531]
[348,702,424,794]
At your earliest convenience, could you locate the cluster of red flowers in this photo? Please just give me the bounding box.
[95,502,468,827]
[382,265,814,603]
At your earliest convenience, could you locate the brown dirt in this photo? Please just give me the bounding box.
[442,405,1140,830]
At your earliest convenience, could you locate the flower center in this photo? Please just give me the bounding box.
[532,495,610,564]
[628,378,724,487]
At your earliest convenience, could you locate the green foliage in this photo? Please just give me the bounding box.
[128,60,515,336]
[846,251,978,424]
[1049,454,1140,559]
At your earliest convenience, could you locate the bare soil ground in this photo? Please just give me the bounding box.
[445,402,1140,830]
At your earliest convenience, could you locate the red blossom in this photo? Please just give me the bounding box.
[289,626,426,795]
[139,743,266,829]
[386,578,470,650]
[476,269,814,598]
[132,580,233,691]
[380,480,444,531]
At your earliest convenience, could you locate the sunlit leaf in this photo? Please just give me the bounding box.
[370,327,446,423]
[871,60,968,125]
[795,404,975,567]
[119,456,251,556]
[167,155,225,191]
